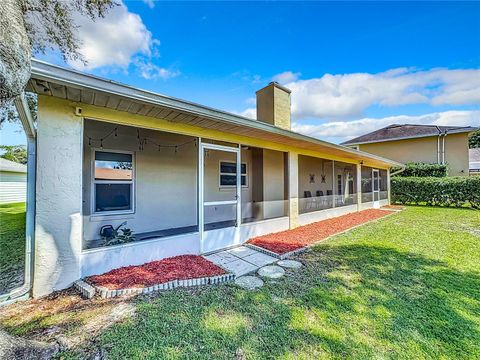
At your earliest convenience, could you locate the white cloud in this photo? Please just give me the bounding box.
[272,71,301,84]
[142,0,155,8]
[291,110,480,143]
[134,59,180,80]
[239,108,257,119]
[283,68,480,119]
[68,2,158,70]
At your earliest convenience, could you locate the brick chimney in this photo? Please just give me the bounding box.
[256,82,291,130]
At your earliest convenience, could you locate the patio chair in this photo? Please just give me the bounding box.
[304,190,315,210]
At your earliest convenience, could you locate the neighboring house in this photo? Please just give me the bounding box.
[0,158,27,204]
[342,124,478,176]
[14,60,402,298]
[470,148,480,175]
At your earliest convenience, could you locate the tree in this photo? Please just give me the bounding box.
[469,129,480,149]
[0,92,37,128]
[0,0,116,105]
[0,145,27,164]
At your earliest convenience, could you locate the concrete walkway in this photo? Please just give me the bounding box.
[204,246,277,276]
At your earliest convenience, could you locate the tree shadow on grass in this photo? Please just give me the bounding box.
[89,244,480,359]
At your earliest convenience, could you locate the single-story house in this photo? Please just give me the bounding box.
[470,148,480,175]
[0,158,27,204]
[12,60,403,298]
[342,124,478,176]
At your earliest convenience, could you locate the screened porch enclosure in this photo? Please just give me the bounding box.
[298,155,358,214]
[82,120,288,251]
[82,119,199,250]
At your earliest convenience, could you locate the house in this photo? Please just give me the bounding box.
[470,148,480,175]
[0,158,27,204]
[13,60,402,298]
[342,124,478,176]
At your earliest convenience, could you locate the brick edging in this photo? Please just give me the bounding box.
[78,273,235,299]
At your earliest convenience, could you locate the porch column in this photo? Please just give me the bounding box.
[387,168,391,205]
[356,164,362,211]
[33,96,83,297]
[288,151,299,229]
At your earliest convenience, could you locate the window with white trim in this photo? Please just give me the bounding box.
[93,150,134,214]
[219,161,247,187]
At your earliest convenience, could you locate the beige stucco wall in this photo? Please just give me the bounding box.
[359,136,438,165]
[443,133,470,176]
[358,133,470,176]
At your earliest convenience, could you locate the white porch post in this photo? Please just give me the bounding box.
[288,151,299,229]
[387,168,391,205]
[33,96,83,297]
[198,137,203,253]
[332,160,336,208]
[356,163,362,211]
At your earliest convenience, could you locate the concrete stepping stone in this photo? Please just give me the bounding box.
[258,265,285,279]
[235,276,264,290]
[277,260,302,269]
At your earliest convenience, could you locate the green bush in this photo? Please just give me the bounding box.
[391,176,480,208]
[392,162,448,177]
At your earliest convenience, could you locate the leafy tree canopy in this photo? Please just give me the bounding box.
[469,129,480,149]
[0,145,27,164]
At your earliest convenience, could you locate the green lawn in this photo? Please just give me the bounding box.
[1,206,480,359]
[0,202,25,294]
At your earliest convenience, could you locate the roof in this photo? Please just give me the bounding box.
[342,124,478,146]
[0,158,27,173]
[26,59,403,169]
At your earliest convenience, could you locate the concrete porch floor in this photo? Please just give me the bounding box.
[204,246,277,276]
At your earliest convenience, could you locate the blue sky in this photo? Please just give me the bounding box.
[3,1,479,146]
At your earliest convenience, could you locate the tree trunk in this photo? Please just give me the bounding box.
[0,0,31,105]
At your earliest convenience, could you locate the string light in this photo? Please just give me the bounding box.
[85,126,197,152]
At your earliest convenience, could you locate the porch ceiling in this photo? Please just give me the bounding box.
[28,59,403,169]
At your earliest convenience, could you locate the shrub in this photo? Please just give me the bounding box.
[392,162,448,177]
[391,176,480,209]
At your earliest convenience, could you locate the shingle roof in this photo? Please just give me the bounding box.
[0,158,27,173]
[341,124,478,145]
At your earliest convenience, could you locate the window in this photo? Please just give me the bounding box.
[219,161,247,187]
[337,174,342,195]
[93,150,134,214]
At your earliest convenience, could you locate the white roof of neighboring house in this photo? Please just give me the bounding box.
[0,158,27,173]
[470,148,480,172]
[25,59,404,169]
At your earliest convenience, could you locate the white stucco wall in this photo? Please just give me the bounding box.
[34,96,83,297]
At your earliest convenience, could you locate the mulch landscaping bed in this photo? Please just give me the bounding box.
[248,209,394,255]
[87,255,225,290]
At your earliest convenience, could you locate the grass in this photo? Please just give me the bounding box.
[0,202,25,294]
[1,206,479,359]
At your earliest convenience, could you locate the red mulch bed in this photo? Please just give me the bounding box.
[86,255,225,290]
[248,209,394,255]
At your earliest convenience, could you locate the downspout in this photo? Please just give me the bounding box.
[435,125,441,164]
[442,131,448,165]
[0,93,36,305]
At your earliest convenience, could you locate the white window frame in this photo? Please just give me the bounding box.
[219,160,248,188]
[91,148,135,216]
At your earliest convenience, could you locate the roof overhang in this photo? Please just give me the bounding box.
[27,59,404,169]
